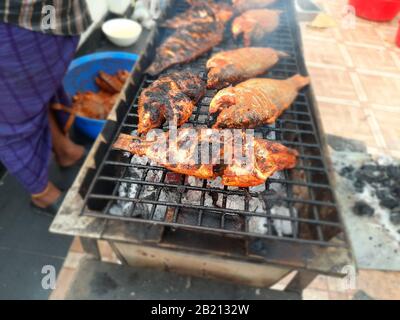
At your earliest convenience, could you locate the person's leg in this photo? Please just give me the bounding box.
[31,182,62,208]
[49,110,85,168]
[0,23,79,208]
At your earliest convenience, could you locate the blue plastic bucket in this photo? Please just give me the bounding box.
[63,51,138,140]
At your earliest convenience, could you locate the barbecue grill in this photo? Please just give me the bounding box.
[51,0,354,291]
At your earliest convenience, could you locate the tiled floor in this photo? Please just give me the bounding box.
[50,237,400,300]
[301,0,400,159]
[0,161,77,300]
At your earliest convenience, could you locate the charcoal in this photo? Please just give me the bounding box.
[380,197,398,210]
[340,166,354,178]
[390,208,400,225]
[356,165,386,184]
[353,179,365,192]
[390,186,400,198]
[353,201,374,217]
[387,165,400,179]
[262,190,283,209]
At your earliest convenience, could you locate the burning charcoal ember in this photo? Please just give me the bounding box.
[152,190,170,221]
[165,172,184,185]
[197,115,209,123]
[146,170,163,182]
[353,201,375,217]
[204,192,222,208]
[390,208,400,225]
[181,190,202,205]
[247,197,268,234]
[249,183,266,193]
[248,217,268,234]
[109,203,124,216]
[271,206,296,236]
[186,176,204,187]
[129,154,149,178]
[226,195,245,211]
[249,197,266,213]
[207,177,224,189]
[109,182,137,216]
[262,189,284,209]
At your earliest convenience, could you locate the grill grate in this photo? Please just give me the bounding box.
[81,0,347,248]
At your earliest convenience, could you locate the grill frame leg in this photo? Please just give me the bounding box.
[284,270,318,294]
[80,238,101,260]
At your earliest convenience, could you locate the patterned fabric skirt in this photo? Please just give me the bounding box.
[0,23,79,194]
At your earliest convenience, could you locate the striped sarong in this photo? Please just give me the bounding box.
[0,23,79,194]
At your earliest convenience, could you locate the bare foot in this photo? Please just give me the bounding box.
[31,182,62,209]
[49,108,85,168]
[55,142,85,168]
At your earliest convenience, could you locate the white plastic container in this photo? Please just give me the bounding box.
[102,18,143,47]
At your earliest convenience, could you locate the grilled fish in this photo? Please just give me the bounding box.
[114,129,298,187]
[233,0,277,12]
[207,47,287,89]
[138,70,206,134]
[164,1,234,28]
[232,9,282,47]
[211,75,311,129]
[147,20,225,76]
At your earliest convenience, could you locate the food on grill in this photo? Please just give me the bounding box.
[164,1,234,28]
[138,70,206,134]
[70,70,128,120]
[233,0,277,12]
[232,9,282,47]
[211,75,310,129]
[147,7,225,75]
[113,129,298,187]
[207,47,287,89]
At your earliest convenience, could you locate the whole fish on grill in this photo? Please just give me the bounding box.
[138,70,206,134]
[113,129,298,187]
[211,75,310,129]
[232,9,282,47]
[147,5,226,76]
[233,0,277,12]
[164,1,234,28]
[207,47,287,89]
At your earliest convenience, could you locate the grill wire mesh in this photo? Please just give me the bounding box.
[82,0,347,248]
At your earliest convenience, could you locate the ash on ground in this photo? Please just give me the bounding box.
[337,155,400,241]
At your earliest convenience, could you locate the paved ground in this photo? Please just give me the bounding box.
[0,161,76,299]
[0,130,91,300]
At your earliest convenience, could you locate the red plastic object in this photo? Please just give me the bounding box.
[349,0,400,22]
[396,21,400,47]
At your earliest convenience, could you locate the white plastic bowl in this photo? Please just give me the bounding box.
[102,18,143,47]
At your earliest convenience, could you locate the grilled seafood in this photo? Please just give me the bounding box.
[147,2,226,76]
[232,9,282,46]
[211,75,311,129]
[138,70,206,134]
[207,47,287,89]
[164,1,234,28]
[113,129,298,187]
[233,0,277,12]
